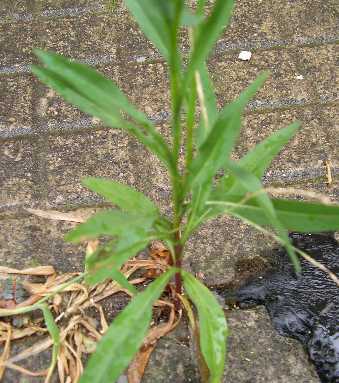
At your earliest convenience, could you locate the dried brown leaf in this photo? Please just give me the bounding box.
[0,323,11,379]
[25,208,90,223]
[0,324,46,342]
[0,266,55,276]
[2,361,47,377]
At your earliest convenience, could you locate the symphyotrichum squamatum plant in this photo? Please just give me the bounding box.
[31,0,339,382]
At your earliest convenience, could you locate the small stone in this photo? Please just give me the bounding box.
[295,74,304,80]
[238,50,252,61]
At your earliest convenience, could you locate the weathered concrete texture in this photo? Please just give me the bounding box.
[211,45,338,106]
[144,307,320,383]
[0,75,33,133]
[0,0,338,381]
[0,138,38,207]
[0,214,85,272]
[0,21,34,66]
[240,105,338,172]
[222,0,337,44]
[225,307,320,383]
[185,216,276,287]
[142,321,200,383]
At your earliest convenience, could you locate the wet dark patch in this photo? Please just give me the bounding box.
[223,232,339,383]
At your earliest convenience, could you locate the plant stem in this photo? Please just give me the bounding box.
[174,247,183,294]
[174,230,183,295]
[185,78,196,172]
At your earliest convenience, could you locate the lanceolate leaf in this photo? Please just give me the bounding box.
[32,51,173,169]
[196,63,218,146]
[40,304,60,348]
[185,0,234,84]
[83,177,158,216]
[182,271,228,383]
[208,196,339,233]
[181,8,205,26]
[215,122,300,196]
[34,50,148,125]
[80,268,176,383]
[124,0,183,60]
[239,122,300,178]
[225,162,298,270]
[40,304,60,380]
[103,268,138,295]
[186,72,269,193]
[65,210,154,243]
[85,237,150,285]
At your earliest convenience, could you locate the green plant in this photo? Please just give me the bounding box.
[30,0,339,382]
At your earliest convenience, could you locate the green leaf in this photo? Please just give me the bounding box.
[185,0,234,84]
[65,210,154,243]
[34,50,149,126]
[225,161,299,270]
[39,304,60,380]
[105,268,138,295]
[85,237,149,285]
[40,304,60,347]
[31,65,123,126]
[239,122,300,178]
[181,8,205,26]
[215,122,300,196]
[196,0,208,14]
[80,268,176,383]
[183,181,211,242]
[186,72,269,192]
[182,271,228,383]
[124,0,179,59]
[209,196,339,233]
[32,51,173,169]
[196,63,218,146]
[83,177,158,216]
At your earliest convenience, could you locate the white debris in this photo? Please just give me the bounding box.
[136,56,146,63]
[238,50,252,61]
[295,74,304,80]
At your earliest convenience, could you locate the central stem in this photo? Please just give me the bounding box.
[174,230,183,295]
[174,245,183,294]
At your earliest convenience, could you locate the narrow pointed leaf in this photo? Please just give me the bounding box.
[39,304,60,379]
[83,177,158,216]
[40,304,60,347]
[187,72,269,192]
[103,268,138,295]
[239,122,300,178]
[31,66,124,127]
[34,50,150,126]
[182,271,228,383]
[225,161,298,270]
[65,210,154,243]
[208,197,339,232]
[196,64,218,146]
[181,8,205,26]
[85,237,149,285]
[80,268,176,383]
[32,51,173,168]
[215,122,300,196]
[124,0,181,59]
[185,0,234,83]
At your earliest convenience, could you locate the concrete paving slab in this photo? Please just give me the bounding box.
[0,75,33,135]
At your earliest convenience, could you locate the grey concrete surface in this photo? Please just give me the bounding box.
[0,0,338,381]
